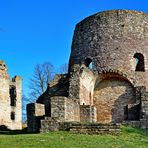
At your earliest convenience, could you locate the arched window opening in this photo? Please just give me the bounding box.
[10,86,16,106]
[84,58,93,69]
[11,112,15,120]
[134,53,145,72]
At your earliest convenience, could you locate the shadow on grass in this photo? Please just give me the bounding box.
[0,125,147,136]
[0,127,38,135]
[122,126,148,136]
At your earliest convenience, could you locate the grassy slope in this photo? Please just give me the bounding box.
[0,126,147,148]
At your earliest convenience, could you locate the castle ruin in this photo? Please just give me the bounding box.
[27,10,148,133]
[0,60,22,130]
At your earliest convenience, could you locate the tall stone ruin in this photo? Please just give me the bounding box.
[0,60,22,130]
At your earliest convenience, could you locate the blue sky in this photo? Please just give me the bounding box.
[0,0,147,95]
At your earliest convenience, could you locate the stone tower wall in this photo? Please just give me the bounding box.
[69,10,148,87]
[68,10,148,124]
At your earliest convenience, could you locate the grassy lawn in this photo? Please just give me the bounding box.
[0,126,147,148]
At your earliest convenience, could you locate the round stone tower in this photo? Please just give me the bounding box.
[69,10,148,76]
[68,10,148,123]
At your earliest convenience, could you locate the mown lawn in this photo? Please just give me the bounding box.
[0,126,147,148]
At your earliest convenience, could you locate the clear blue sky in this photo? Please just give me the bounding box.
[0,0,147,95]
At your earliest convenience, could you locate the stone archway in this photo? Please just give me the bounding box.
[93,76,137,123]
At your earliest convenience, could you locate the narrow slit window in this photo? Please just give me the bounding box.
[134,53,145,72]
[10,86,16,106]
[11,112,15,120]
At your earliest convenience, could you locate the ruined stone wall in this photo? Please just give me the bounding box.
[37,74,69,117]
[139,87,148,119]
[69,64,96,105]
[94,77,136,123]
[123,86,148,129]
[79,67,96,105]
[10,76,22,130]
[27,103,45,132]
[80,105,97,123]
[51,96,80,122]
[0,62,11,129]
[69,10,148,88]
[47,74,69,97]
[0,61,22,130]
[65,98,80,121]
[69,65,81,100]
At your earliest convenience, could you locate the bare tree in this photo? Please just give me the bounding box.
[29,62,55,99]
[23,62,68,121]
[28,62,68,102]
[57,63,68,74]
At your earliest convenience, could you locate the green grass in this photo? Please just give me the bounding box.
[0,126,147,148]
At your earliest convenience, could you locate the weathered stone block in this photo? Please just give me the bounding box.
[27,103,45,132]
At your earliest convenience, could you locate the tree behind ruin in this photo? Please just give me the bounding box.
[29,62,55,100]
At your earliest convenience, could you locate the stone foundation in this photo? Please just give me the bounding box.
[69,123,121,135]
[40,117,61,132]
[40,121,121,135]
